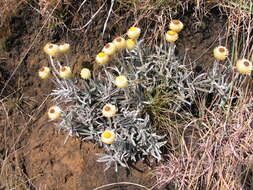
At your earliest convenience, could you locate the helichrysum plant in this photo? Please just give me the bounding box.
[41,20,250,172]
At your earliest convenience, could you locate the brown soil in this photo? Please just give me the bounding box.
[0,1,226,190]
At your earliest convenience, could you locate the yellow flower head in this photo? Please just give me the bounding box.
[113,37,126,50]
[80,68,91,80]
[114,75,128,88]
[213,46,229,61]
[59,66,72,79]
[43,43,60,57]
[101,130,116,144]
[126,39,136,51]
[58,42,70,54]
[169,20,184,33]
[102,42,117,56]
[236,58,252,75]
[165,30,179,42]
[96,52,110,65]
[38,66,51,79]
[48,106,61,120]
[102,104,117,118]
[127,27,141,39]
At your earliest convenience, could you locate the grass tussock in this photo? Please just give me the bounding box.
[152,89,253,189]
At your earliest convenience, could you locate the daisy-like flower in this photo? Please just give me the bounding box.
[113,37,126,50]
[169,20,184,33]
[58,42,70,54]
[165,30,179,42]
[102,104,117,118]
[114,75,128,88]
[102,43,117,56]
[127,27,141,40]
[59,66,72,79]
[126,39,136,51]
[213,46,229,61]
[48,106,61,120]
[38,66,51,79]
[80,68,91,80]
[43,43,60,57]
[236,58,252,75]
[95,52,110,65]
[101,130,116,144]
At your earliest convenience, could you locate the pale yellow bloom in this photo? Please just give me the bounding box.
[169,20,184,33]
[113,37,126,50]
[80,68,91,80]
[114,75,128,88]
[127,27,141,39]
[236,58,252,75]
[38,66,51,79]
[43,43,60,57]
[165,30,179,42]
[126,39,136,51]
[59,66,72,79]
[58,42,70,54]
[101,130,116,144]
[95,52,110,65]
[213,46,229,61]
[102,104,117,118]
[102,43,117,56]
[48,106,61,120]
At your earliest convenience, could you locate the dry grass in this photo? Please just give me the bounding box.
[151,87,253,189]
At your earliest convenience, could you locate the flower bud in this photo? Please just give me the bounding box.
[80,68,91,80]
[59,66,72,79]
[38,66,51,79]
[102,104,117,118]
[236,59,252,75]
[114,75,128,88]
[95,52,110,65]
[113,37,126,50]
[127,27,141,39]
[165,30,179,42]
[48,106,61,120]
[102,43,117,56]
[101,130,116,144]
[169,20,184,33]
[213,46,229,61]
[126,39,136,51]
[43,43,60,57]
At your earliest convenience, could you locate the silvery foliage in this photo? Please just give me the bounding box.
[134,41,234,112]
[47,40,233,171]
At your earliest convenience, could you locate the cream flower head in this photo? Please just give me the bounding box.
[48,106,61,120]
[102,42,117,56]
[95,52,110,65]
[114,75,128,88]
[236,58,252,75]
[101,130,116,144]
[169,20,184,33]
[127,27,141,39]
[59,66,72,79]
[113,37,126,50]
[126,39,136,51]
[213,46,229,61]
[102,104,117,118]
[58,42,70,54]
[38,66,51,79]
[80,68,91,80]
[165,30,179,42]
[43,43,60,57]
